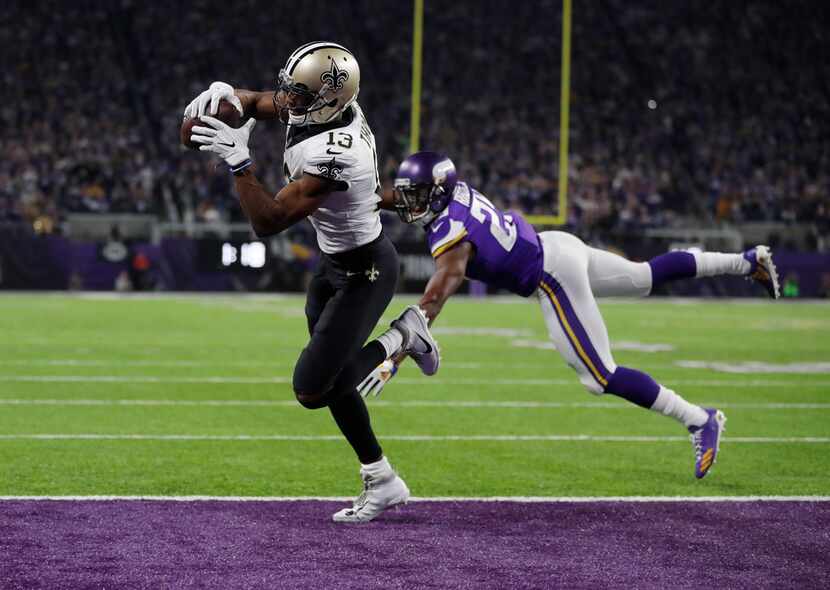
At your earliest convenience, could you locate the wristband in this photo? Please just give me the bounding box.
[230,159,253,175]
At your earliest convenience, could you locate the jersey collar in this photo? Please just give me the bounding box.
[285,105,355,149]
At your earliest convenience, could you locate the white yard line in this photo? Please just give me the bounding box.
[0,360,678,370]
[0,360,297,368]
[0,375,292,384]
[4,291,830,304]
[5,359,830,374]
[0,434,826,443]
[0,399,828,410]
[1,375,828,387]
[0,495,827,503]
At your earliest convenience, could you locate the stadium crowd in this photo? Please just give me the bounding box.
[2,0,828,243]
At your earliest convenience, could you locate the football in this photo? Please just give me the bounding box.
[180,100,243,150]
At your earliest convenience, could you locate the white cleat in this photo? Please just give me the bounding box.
[332,465,410,523]
[391,305,440,375]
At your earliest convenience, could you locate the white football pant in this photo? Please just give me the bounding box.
[536,231,652,395]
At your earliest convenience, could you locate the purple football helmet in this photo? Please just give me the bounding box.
[393,151,457,226]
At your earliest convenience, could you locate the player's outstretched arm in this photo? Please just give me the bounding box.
[419,242,473,325]
[235,89,280,120]
[234,171,335,237]
[190,116,333,236]
[376,188,397,211]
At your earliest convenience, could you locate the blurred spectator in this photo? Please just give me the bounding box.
[1,0,827,246]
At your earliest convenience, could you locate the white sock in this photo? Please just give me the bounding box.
[376,328,404,358]
[361,455,393,477]
[650,386,708,428]
[689,249,750,277]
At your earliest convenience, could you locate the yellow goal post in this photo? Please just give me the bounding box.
[408,0,571,226]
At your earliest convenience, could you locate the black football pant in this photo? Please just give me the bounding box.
[292,233,399,464]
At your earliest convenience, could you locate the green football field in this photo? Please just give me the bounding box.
[0,293,828,498]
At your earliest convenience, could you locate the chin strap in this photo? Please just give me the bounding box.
[288,101,352,127]
[288,113,307,126]
[414,210,439,228]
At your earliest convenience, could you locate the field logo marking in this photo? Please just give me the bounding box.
[512,339,675,353]
[677,360,830,374]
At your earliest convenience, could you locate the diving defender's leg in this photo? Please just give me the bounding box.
[536,231,725,478]
[586,245,779,298]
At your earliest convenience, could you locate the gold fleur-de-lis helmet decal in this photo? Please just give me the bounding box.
[320,59,350,91]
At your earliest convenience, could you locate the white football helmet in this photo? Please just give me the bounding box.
[277,41,360,126]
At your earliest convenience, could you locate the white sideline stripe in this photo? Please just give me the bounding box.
[2,375,829,387]
[1,399,829,410]
[0,495,828,503]
[0,434,827,443]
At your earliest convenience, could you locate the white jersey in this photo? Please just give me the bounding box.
[283,102,382,254]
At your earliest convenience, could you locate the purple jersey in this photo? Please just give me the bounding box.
[426,182,543,297]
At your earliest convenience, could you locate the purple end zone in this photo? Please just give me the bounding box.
[1,500,829,589]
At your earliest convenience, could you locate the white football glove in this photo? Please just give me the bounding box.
[183,81,244,119]
[190,116,257,168]
[358,359,398,398]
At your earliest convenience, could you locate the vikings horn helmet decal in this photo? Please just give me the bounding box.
[277,42,360,126]
[393,152,458,226]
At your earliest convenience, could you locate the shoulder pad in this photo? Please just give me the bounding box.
[453,183,472,207]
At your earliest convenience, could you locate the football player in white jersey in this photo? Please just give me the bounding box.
[183,42,439,522]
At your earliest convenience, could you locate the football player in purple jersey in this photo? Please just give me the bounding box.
[361,151,780,479]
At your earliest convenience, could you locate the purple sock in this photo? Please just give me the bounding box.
[603,366,660,409]
[648,252,696,289]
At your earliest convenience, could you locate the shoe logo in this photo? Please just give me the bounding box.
[218,141,235,148]
[699,448,714,471]
[326,148,343,155]
[416,333,433,353]
[346,271,358,277]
